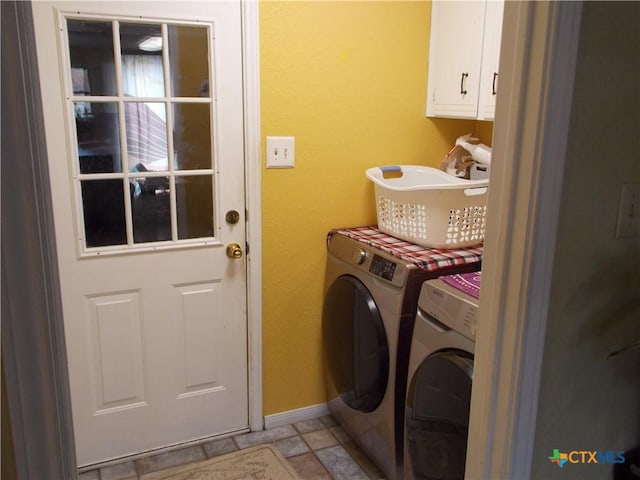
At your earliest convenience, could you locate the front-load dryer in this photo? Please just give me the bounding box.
[404,274,480,480]
[322,227,482,480]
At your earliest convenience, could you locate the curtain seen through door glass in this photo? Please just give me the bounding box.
[120,23,165,97]
[125,102,169,172]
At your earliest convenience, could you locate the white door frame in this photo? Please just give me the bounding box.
[466,1,583,478]
[241,0,264,432]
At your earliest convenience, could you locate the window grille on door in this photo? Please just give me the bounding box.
[63,16,217,253]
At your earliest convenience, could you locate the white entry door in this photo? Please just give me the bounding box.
[31,1,248,466]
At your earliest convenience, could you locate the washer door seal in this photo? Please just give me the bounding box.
[322,275,389,413]
[406,350,473,480]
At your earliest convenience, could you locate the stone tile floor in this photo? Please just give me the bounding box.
[78,415,387,480]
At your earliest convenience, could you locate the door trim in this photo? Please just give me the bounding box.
[1,1,77,477]
[465,1,583,478]
[241,0,264,431]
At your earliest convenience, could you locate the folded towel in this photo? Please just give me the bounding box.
[441,271,481,299]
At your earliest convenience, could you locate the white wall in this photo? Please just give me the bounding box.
[531,2,640,479]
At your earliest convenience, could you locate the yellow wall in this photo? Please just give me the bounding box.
[260,1,489,415]
[476,120,494,146]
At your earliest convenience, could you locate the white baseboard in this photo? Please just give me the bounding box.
[263,403,330,430]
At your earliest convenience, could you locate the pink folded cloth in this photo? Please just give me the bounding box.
[440,271,481,299]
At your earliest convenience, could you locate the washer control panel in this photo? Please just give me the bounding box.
[369,254,397,281]
[328,233,409,287]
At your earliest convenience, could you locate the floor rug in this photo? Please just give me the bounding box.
[141,444,301,480]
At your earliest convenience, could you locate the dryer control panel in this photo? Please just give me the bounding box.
[418,278,479,341]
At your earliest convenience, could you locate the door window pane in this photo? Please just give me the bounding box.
[168,25,209,98]
[120,23,165,97]
[176,176,214,239]
[67,20,117,96]
[173,103,212,170]
[132,176,171,243]
[125,102,168,172]
[76,102,122,173]
[81,179,126,247]
[67,18,218,251]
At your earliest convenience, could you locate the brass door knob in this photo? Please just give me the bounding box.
[226,242,243,259]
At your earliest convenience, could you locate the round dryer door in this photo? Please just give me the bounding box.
[322,275,389,413]
[406,350,473,480]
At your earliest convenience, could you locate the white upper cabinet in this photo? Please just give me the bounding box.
[478,1,504,120]
[426,0,504,120]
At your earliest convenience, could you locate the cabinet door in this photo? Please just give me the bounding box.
[478,0,505,121]
[426,1,486,119]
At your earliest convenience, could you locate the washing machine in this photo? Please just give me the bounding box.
[322,227,482,480]
[404,273,480,480]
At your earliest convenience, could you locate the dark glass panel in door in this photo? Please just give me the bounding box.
[75,102,122,173]
[173,103,212,170]
[132,176,171,243]
[67,20,117,96]
[176,176,214,239]
[168,25,209,98]
[81,179,126,247]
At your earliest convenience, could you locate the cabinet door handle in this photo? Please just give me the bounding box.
[460,72,469,95]
[492,72,498,95]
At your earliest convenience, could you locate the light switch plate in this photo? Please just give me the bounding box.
[615,183,640,238]
[266,136,295,168]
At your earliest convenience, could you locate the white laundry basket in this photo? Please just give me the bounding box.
[365,165,489,248]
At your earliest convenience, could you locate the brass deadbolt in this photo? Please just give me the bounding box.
[225,210,241,225]
[226,242,243,259]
